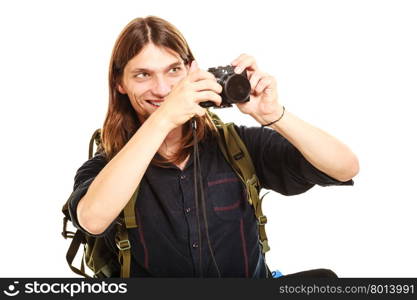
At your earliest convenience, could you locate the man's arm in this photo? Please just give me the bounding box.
[269,106,359,182]
[231,53,359,182]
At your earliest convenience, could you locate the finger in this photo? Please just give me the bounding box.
[232,54,258,74]
[189,69,216,82]
[248,71,263,93]
[235,55,257,73]
[193,79,222,94]
[194,90,222,106]
[230,53,248,66]
[255,76,274,95]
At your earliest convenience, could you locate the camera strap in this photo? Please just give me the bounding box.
[191,118,221,278]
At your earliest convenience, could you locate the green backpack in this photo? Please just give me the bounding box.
[61,111,270,278]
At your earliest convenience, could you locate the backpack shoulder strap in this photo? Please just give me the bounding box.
[207,110,270,254]
[66,230,92,278]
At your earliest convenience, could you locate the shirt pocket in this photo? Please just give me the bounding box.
[207,172,245,221]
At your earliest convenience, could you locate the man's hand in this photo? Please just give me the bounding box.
[231,54,283,125]
[156,61,222,130]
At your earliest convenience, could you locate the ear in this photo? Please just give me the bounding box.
[117,84,126,94]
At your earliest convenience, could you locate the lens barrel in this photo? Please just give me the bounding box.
[200,65,251,108]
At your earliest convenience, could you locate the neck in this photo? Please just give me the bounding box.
[158,124,185,158]
[136,111,191,161]
[165,125,183,145]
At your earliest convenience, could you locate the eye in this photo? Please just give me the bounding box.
[169,67,182,73]
[135,72,150,79]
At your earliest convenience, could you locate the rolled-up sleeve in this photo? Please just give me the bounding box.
[234,125,353,196]
[67,152,116,237]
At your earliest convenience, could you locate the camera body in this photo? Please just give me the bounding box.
[200,65,251,108]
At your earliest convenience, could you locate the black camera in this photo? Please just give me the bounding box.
[200,65,251,108]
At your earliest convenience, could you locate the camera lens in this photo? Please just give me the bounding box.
[224,74,251,103]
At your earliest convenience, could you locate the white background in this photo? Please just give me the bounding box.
[0,0,416,277]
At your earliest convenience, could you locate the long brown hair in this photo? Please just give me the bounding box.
[101,16,218,167]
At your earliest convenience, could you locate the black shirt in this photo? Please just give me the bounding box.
[68,125,353,277]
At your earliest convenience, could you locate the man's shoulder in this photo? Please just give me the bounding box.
[73,152,107,190]
[79,151,107,171]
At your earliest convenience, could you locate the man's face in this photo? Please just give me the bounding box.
[118,43,189,122]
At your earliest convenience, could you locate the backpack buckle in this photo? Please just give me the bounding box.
[246,175,260,192]
[233,151,244,160]
[260,240,271,253]
[116,239,131,251]
[62,217,75,239]
[258,215,267,225]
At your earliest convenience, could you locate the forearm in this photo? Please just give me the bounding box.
[270,107,359,182]
[77,111,172,235]
[230,54,359,181]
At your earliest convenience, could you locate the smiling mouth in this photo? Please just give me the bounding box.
[146,100,164,107]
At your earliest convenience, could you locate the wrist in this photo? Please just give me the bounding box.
[261,106,285,127]
[146,110,176,134]
[254,105,285,127]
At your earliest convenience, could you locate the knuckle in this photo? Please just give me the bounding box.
[198,108,206,116]
[217,83,222,93]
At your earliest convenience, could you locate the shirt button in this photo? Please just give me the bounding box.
[185,207,191,213]
[192,242,199,248]
[180,175,186,180]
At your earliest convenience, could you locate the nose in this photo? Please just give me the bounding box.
[151,75,171,98]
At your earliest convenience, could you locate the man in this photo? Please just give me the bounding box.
[68,16,359,278]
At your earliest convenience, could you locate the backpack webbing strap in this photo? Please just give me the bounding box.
[62,200,76,239]
[208,111,270,254]
[113,185,138,278]
[116,220,131,278]
[221,123,270,254]
[66,230,92,278]
[123,187,139,229]
[89,129,102,159]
